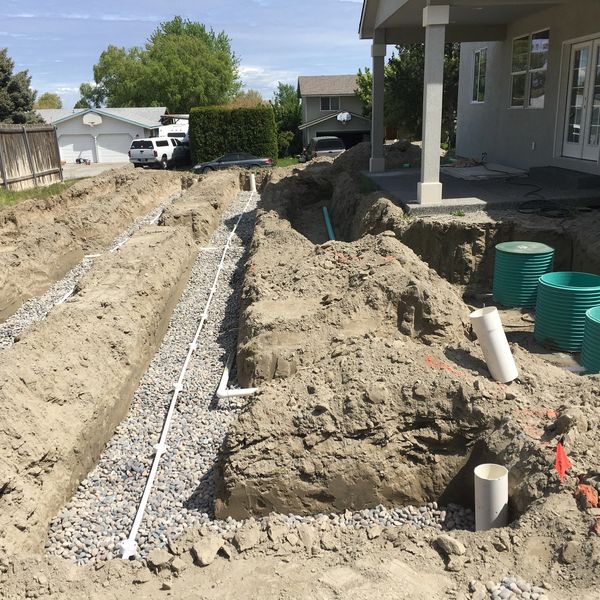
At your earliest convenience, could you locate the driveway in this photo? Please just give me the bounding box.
[62,162,131,180]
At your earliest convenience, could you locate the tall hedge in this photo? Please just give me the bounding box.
[189,105,278,164]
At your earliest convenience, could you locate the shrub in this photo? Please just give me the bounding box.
[189,105,278,165]
[277,130,294,157]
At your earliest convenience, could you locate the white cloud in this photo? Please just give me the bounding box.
[239,65,297,96]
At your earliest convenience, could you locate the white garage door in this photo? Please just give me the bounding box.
[97,133,133,162]
[59,134,94,163]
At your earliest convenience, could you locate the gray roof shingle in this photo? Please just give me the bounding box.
[37,106,166,128]
[298,75,359,97]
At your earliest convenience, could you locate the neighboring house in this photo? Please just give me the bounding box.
[36,107,165,163]
[359,0,600,204]
[297,75,371,148]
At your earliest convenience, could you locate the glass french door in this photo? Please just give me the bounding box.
[563,38,600,161]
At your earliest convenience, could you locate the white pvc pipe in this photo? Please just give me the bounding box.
[216,354,258,399]
[474,463,509,531]
[469,307,518,383]
[121,190,255,560]
[249,173,257,193]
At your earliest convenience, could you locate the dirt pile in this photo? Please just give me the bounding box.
[160,170,240,243]
[217,196,600,521]
[331,140,421,174]
[353,202,600,287]
[0,225,196,555]
[0,167,184,323]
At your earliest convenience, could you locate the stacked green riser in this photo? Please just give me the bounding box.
[534,272,600,352]
[493,241,554,308]
[582,306,600,375]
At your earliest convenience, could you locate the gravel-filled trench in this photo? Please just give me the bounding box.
[0,191,182,352]
[45,190,257,563]
[44,187,479,566]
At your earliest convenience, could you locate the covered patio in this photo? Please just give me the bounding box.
[367,165,600,214]
[359,0,569,205]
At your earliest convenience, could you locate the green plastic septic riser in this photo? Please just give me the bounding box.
[492,241,554,308]
[582,306,600,375]
[534,272,600,352]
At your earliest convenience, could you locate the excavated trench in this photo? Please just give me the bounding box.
[0,170,248,556]
[216,162,600,526]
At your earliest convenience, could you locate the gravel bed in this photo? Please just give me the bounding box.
[45,190,476,565]
[470,577,551,600]
[0,192,181,353]
[45,191,257,564]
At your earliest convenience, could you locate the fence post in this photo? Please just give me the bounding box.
[22,125,38,187]
[0,140,7,188]
[51,126,63,182]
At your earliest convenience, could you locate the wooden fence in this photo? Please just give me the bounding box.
[0,124,63,191]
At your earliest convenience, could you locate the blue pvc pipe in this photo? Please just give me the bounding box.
[322,206,335,241]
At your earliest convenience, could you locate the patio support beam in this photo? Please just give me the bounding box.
[370,29,386,173]
[417,5,449,204]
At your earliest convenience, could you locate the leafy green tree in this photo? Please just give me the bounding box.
[0,48,40,123]
[74,82,106,108]
[34,92,63,109]
[356,43,460,146]
[80,16,240,113]
[226,89,265,108]
[272,82,301,157]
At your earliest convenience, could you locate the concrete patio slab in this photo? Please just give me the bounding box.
[365,168,600,215]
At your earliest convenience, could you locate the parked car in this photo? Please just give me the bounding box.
[128,137,189,169]
[300,136,345,162]
[193,152,272,174]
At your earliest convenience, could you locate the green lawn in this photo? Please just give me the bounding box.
[276,156,300,168]
[0,180,80,209]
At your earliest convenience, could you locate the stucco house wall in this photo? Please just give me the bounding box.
[456,0,600,175]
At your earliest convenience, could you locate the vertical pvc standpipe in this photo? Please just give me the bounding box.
[474,464,509,531]
[469,307,518,383]
[249,173,257,193]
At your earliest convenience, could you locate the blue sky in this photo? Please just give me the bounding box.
[0,0,369,108]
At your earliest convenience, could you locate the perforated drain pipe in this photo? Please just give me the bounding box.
[216,354,258,399]
[120,190,255,560]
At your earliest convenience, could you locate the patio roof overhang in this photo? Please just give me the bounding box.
[359,0,567,43]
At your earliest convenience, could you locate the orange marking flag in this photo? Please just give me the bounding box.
[554,442,572,483]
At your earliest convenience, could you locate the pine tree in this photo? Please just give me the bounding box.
[0,48,40,124]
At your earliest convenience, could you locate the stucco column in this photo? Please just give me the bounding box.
[370,29,386,173]
[417,5,449,204]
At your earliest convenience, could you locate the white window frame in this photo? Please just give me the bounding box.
[472,47,487,103]
[510,28,550,110]
[320,96,340,111]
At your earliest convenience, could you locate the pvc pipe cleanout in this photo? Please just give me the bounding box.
[120,190,255,560]
[249,173,257,193]
[322,206,335,241]
[469,307,518,383]
[216,354,258,399]
[474,463,509,531]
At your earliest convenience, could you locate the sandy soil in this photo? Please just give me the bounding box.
[1,156,600,600]
[0,167,184,323]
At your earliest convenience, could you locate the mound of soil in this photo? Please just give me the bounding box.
[216,195,600,521]
[332,141,422,174]
[0,225,197,555]
[0,168,184,323]
[160,171,241,243]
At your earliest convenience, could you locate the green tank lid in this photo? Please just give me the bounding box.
[495,241,555,255]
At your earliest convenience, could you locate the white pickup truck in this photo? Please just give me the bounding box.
[128,137,187,169]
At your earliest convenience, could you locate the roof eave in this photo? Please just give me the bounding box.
[51,107,163,129]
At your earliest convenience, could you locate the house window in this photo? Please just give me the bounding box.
[320,96,340,111]
[511,29,550,108]
[472,48,487,102]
